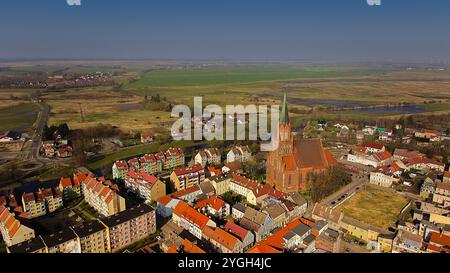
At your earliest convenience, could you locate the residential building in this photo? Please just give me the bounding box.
[21,192,46,218]
[124,171,166,203]
[232,203,247,220]
[239,207,272,242]
[427,231,450,253]
[227,146,252,164]
[203,226,243,253]
[420,177,436,199]
[370,164,402,188]
[101,204,156,252]
[71,221,110,253]
[263,203,288,230]
[393,149,424,161]
[392,230,423,253]
[224,221,255,251]
[194,195,230,218]
[0,205,35,247]
[156,195,181,218]
[170,164,205,191]
[7,237,48,253]
[140,131,153,143]
[112,148,185,180]
[40,228,81,253]
[432,182,450,207]
[170,184,203,204]
[82,176,126,217]
[59,173,83,201]
[402,156,445,172]
[172,201,216,240]
[112,161,129,180]
[443,171,450,184]
[347,147,392,168]
[194,148,221,167]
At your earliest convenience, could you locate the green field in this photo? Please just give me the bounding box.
[337,186,410,230]
[0,103,38,131]
[126,65,386,88]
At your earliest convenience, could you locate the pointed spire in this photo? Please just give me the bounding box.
[280,93,289,124]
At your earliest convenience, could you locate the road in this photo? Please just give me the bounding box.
[320,169,369,208]
[27,92,50,161]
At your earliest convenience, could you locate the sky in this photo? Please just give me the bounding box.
[0,0,450,63]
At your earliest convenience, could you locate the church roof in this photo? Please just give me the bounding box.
[295,139,332,169]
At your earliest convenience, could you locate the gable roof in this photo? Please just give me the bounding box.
[224,221,249,242]
[173,201,210,229]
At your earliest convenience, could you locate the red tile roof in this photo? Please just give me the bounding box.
[364,142,385,150]
[59,177,73,188]
[209,227,240,251]
[195,196,225,211]
[174,164,204,176]
[430,232,450,248]
[173,201,210,229]
[247,243,282,253]
[171,185,201,198]
[157,195,173,206]
[182,239,206,253]
[224,221,249,242]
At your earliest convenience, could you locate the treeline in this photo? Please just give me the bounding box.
[43,123,70,140]
[308,166,353,202]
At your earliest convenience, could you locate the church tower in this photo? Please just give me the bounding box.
[278,93,293,156]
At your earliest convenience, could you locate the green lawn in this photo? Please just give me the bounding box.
[337,186,409,230]
[0,103,39,131]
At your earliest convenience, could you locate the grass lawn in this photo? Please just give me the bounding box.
[0,103,38,131]
[72,201,100,221]
[337,186,409,230]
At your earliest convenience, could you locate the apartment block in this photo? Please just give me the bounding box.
[101,204,156,252]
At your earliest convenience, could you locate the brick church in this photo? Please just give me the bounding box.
[266,94,337,193]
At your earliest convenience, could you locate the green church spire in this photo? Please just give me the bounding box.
[280,93,290,124]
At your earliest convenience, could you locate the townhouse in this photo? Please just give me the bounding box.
[347,145,393,168]
[82,176,126,217]
[170,164,205,191]
[392,230,424,253]
[0,205,35,247]
[101,204,156,252]
[239,207,272,242]
[170,184,203,204]
[226,145,252,164]
[124,171,166,203]
[203,226,244,253]
[432,182,450,207]
[263,203,288,230]
[194,148,221,167]
[402,156,445,172]
[224,220,255,251]
[370,163,402,188]
[156,195,181,218]
[194,195,230,218]
[232,203,247,220]
[172,201,216,239]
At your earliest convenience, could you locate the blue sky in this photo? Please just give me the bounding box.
[0,0,449,62]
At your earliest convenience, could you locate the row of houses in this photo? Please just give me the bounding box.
[6,204,156,253]
[112,148,185,180]
[369,148,446,188]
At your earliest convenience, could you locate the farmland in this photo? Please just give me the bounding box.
[0,103,39,132]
